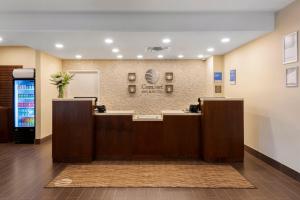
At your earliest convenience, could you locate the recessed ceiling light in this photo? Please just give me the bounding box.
[197,54,204,59]
[55,43,64,49]
[178,54,184,59]
[75,54,82,59]
[157,55,164,59]
[221,38,231,43]
[137,54,143,59]
[162,38,171,44]
[105,38,114,44]
[207,48,215,52]
[112,48,120,53]
[117,54,123,59]
[0,37,3,42]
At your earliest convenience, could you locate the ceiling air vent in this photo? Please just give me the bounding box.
[147,46,170,52]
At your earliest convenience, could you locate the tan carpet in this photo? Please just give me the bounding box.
[47,164,254,188]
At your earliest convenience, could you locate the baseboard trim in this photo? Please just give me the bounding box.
[35,134,52,144]
[244,145,299,182]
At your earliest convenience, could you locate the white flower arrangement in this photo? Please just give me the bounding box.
[50,72,74,98]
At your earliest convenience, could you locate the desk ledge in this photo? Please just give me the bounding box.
[133,115,163,121]
[161,110,201,116]
[94,110,135,115]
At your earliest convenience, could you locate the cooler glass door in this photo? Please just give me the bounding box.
[14,80,35,128]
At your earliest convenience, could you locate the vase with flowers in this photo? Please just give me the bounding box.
[50,72,74,98]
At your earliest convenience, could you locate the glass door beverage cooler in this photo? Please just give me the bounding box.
[12,69,35,144]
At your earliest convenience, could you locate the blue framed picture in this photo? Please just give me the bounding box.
[214,72,222,82]
[230,69,236,85]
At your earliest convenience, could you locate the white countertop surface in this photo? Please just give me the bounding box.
[161,110,201,116]
[200,97,243,101]
[94,110,201,117]
[53,98,94,101]
[94,110,135,115]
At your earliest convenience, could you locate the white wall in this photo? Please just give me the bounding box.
[67,71,99,98]
[224,1,300,172]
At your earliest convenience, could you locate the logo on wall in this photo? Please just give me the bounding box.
[145,69,160,84]
[141,69,163,94]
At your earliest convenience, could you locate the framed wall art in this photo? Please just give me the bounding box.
[128,85,136,93]
[214,72,223,83]
[283,32,298,64]
[165,85,174,93]
[286,66,298,87]
[215,85,222,93]
[165,72,174,81]
[230,69,236,85]
[128,73,136,81]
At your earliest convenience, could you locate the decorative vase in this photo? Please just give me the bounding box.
[58,86,65,98]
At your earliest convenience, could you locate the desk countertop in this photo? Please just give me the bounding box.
[94,110,201,116]
[161,110,201,116]
[94,110,135,116]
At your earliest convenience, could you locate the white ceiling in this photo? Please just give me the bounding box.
[0,0,294,60]
[0,31,268,59]
[0,0,294,12]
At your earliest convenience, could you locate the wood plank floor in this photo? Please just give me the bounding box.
[0,140,299,200]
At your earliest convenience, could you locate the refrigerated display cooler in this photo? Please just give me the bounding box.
[12,69,35,144]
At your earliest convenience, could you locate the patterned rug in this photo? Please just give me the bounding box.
[47,164,254,188]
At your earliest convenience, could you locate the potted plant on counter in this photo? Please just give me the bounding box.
[50,72,74,98]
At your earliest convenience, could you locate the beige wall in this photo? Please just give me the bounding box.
[224,1,300,172]
[206,56,225,97]
[63,60,211,114]
[36,52,62,139]
[205,57,215,97]
[0,46,36,67]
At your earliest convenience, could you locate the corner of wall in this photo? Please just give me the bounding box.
[205,56,225,97]
[35,51,63,140]
[35,50,42,140]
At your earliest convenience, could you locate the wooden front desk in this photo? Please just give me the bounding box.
[94,114,200,160]
[52,98,244,163]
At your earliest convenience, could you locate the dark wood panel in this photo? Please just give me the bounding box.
[94,115,201,160]
[95,115,133,159]
[163,115,201,159]
[201,100,244,162]
[0,107,12,143]
[52,100,94,162]
[132,121,164,159]
[0,66,22,107]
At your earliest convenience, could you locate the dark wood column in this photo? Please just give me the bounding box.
[0,107,12,143]
[52,100,94,162]
[201,100,244,162]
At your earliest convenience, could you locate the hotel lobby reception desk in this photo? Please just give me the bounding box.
[52,98,243,163]
[95,113,200,160]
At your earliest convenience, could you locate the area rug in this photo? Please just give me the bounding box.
[47,164,254,188]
